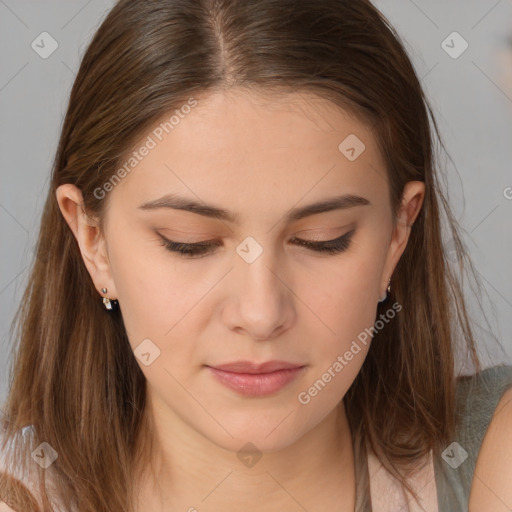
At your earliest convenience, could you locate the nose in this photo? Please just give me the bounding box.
[222,243,296,341]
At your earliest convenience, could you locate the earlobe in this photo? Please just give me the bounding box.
[55,184,118,299]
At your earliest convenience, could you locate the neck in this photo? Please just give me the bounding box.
[131,396,356,512]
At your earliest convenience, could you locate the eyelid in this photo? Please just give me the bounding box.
[290,229,355,253]
[294,223,354,235]
[156,228,355,258]
[156,229,353,245]
[293,229,348,243]
[156,223,354,241]
[291,229,354,244]
[156,232,221,247]
[156,228,216,240]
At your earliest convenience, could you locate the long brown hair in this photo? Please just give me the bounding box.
[0,0,490,510]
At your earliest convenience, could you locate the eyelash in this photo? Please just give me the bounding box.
[158,229,355,259]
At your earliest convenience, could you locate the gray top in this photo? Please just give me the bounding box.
[359,364,512,511]
[433,364,512,511]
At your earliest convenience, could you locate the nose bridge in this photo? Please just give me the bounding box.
[236,233,283,299]
[231,233,292,339]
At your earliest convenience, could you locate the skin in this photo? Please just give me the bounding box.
[469,386,512,511]
[55,88,426,511]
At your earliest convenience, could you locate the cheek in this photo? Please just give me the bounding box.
[106,232,196,352]
[296,285,376,414]
[306,257,383,341]
[299,243,386,388]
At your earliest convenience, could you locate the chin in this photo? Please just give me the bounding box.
[201,413,306,455]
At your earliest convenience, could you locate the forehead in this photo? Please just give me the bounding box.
[109,88,388,219]
[176,87,371,144]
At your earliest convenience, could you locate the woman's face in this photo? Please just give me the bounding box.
[60,88,424,454]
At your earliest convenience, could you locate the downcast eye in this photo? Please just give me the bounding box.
[158,229,355,259]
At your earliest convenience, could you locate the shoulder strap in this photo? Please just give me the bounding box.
[0,425,66,512]
[0,425,41,511]
[433,364,512,511]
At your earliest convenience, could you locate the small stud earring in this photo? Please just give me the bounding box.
[378,280,391,303]
[100,287,118,311]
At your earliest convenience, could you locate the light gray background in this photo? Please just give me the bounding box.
[1,1,511,403]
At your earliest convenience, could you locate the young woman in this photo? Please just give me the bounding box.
[1,1,511,511]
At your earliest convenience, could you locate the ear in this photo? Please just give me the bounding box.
[55,184,118,300]
[379,180,425,298]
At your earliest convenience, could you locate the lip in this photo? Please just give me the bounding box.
[205,361,307,396]
[208,360,305,374]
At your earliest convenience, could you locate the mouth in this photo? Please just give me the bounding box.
[205,361,307,396]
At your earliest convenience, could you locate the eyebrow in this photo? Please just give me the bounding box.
[138,193,370,224]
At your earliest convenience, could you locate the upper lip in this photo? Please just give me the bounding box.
[207,360,305,374]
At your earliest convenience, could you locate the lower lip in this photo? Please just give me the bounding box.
[206,366,306,396]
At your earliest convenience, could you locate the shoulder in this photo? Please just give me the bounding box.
[0,423,36,480]
[433,364,512,511]
[469,366,512,510]
[0,422,69,512]
[453,364,512,447]
[0,423,44,511]
[0,423,69,512]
